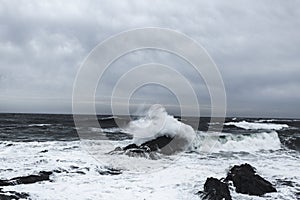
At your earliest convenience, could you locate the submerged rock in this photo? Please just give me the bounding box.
[110,143,160,160]
[198,177,232,200]
[197,164,278,199]
[140,134,192,155]
[123,143,140,151]
[109,135,176,159]
[140,135,173,152]
[109,134,191,159]
[97,167,122,176]
[0,189,29,200]
[0,171,52,186]
[225,163,277,196]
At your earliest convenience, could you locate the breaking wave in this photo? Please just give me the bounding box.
[192,131,282,153]
[224,120,288,130]
[125,104,196,147]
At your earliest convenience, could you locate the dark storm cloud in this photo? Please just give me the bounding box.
[0,0,299,117]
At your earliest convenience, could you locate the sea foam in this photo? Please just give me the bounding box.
[125,104,196,146]
[224,120,288,130]
[192,131,282,153]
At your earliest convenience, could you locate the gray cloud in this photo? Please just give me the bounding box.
[0,0,299,117]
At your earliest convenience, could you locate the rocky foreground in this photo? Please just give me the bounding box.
[109,134,188,159]
[0,163,278,200]
[111,136,278,199]
[198,163,277,200]
[0,171,52,199]
[0,135,278,200]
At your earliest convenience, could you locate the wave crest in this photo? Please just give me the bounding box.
[224,120,288,130]
[192,131,281,153]
[125,104,196,149]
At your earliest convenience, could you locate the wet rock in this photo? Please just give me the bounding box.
[109,134,192,158]
[123,143,139,151]
[97,167,122,175]
[198,177,232,200]
[141,135,173,152]
[109,144,160,160]
[0,171,52,186]
[141,135,192,155]
[70,165,79,169]
[75,171,86,175]
[225,163,276,196]
[120,135,174,153]
[0,189,29,200]
[276,178,295,187]
[124,148,160,160]
[53,168,69,174]
[108,136,174,159]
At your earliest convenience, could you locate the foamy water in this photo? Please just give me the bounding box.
[0,108,299,199]
[126,104,195,146]
[0,139,299,200]
[224,120,289,130]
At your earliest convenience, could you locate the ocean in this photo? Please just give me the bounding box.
[0,110,299,199]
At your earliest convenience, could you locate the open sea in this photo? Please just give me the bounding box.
[0,111,299,200]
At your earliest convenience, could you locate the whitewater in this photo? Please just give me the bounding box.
[0,105,299,199]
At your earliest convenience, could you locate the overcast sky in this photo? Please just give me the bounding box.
[0,0,299,118]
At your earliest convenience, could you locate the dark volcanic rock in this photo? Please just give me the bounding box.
[142,135,192,155]
[0,189,29,200]
[198,177,231,200]
[97,167,122,176]
[110,133,193,158]
[0,171,52,186]
[123,143,140,151]
[109,135,176,159]
[225,163,277,196]
[141,135,173,152]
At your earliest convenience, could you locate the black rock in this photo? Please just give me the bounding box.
[75,171,86,175]
[123,143,140,151]
[70,165,79,169]
[225,163,277,196]
[108,135,172,159]
[141,135,173,152]
[97,167,122,176]
[109,146,159,160]
[0,189,29,200]
[53,168,69,173]
[142,135,191,155]
[109,134,191,159]
[0,171,52,186]
[198,177,232,200]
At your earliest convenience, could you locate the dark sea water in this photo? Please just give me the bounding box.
[0,113,299,199]
[0,113,299,151]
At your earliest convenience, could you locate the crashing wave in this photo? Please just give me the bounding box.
[192,131,281,153]
[123,104,196,154]
[224,120,288,130]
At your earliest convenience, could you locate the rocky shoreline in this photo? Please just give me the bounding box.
[198,163,277,200]
[0,137,279,200]
[0,163,278,200]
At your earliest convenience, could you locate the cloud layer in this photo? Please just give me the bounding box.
[0,0,299,117]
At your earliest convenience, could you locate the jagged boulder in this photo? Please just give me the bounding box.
[141,135,173,152]
[198,177,231,200]
[97,167,122,176]
[225,163,277,195]
[0,189,29,200]
[0,171,52,186]
[109,135,176,159]
[110,144,160,160]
